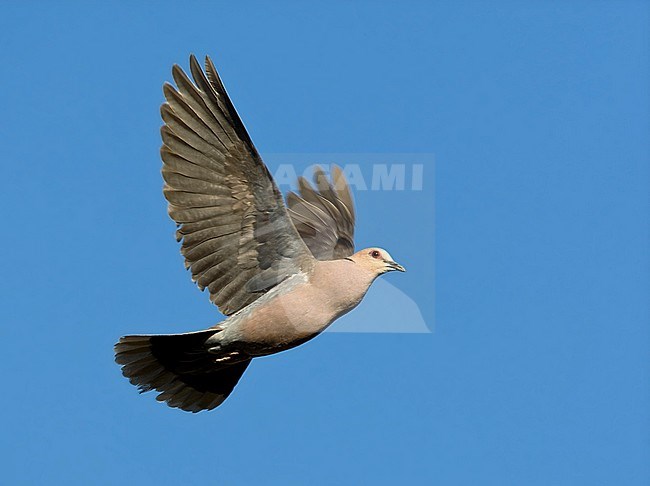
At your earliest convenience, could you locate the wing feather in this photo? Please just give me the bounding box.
[287,165,356,260]
[161,55,313,315]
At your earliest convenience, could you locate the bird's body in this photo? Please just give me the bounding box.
[209,258,377,356]
[115,55,404,412]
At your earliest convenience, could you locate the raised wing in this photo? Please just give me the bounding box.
[161,55,313,315]
[286,165,356,260]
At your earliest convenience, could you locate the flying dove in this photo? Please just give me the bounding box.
[114,55,405,412]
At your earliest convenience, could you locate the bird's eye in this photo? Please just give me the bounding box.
[370,250,381,259]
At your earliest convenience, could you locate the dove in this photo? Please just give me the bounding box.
[114,55,405,412]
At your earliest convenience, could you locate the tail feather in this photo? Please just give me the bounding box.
[114,330,251,413]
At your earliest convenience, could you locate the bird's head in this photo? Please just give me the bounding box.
[349,247,406,276]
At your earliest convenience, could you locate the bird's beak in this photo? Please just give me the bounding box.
[386,260,406,272]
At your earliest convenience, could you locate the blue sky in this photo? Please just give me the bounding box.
[1,1,648,485]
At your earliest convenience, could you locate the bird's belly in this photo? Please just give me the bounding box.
[227,285,364,356]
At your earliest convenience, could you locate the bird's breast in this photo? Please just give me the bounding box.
[226,261,374,355]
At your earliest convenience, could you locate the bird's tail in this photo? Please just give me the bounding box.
[114,330,251,413]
